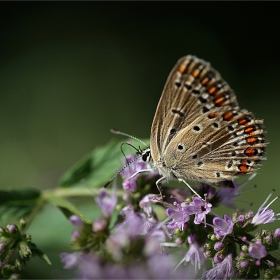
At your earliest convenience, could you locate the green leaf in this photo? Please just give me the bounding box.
[43,192,91,224]
[0,189,41,225]
[59,138,149,189]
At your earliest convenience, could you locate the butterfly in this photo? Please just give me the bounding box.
[139,55,267,194]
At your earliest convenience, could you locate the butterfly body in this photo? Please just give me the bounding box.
[144,55,266,190]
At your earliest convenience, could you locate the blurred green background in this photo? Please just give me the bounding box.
[0,3,279,278]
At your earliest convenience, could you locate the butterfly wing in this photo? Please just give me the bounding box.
[150,55,239,163]
[164,106,266,185]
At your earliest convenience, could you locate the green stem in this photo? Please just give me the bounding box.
[22,197,45,234]
[43,187,126,198]
[22,187,125,232]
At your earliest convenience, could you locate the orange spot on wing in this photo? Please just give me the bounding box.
[201,78,208,85]
[239,164,249,173]
[193,69,200,78]
[245,148,257,157]
[244,126,254,133]
[247,137,257,145]
[215,97,224,105]
[223,112,234,121]
[178,65,186,74]
[238,117,250,126]
[208,87,216,94]
[208,113,219,119]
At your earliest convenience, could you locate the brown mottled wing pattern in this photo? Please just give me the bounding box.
[150,55,239,163]
[164,107,266,185]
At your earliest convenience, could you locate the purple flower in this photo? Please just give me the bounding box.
[214,242,224,251]
[216,181,241,209]
[120,155,149,179]
[184,241,205,273]
[251,192,278,225]
[144,229,166,256]
[69,215,83,227]
[120,205,134,218]
[122,180,138,192]
[60,252,80,269]
[248,240,267,260]
[184,197,212,225]
[71,230,80,241]
[213,215,234,240]
[240,259,250,268]
[106,231,129,261]
[95,189,117,218]
[173,235,205,275]
[139,194,157,216]
[7,224,17,233]
[148,254,192,279]
[237,215,245,224]
[77,253,102,279]
[166,203,189,231]
[116,211,148,238]
[274,228,280,239]
[201,254,234,280]
[92,216,107,232]
[120,155,150,192]
[213,253,224,264]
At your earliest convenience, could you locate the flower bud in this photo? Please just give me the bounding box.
[240,259,250,268]
[214,241,224,251]
[7,224,17,233]
[92,217,107,232]
[69,215,83,227]
[274,228,280,239]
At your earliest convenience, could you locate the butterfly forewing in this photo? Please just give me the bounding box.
[150,55,239,162]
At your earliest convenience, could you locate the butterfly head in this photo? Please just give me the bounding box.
[140,148,152,163]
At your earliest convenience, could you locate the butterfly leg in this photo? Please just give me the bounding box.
[155,176,167,200]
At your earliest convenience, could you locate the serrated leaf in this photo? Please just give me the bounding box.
[0,189,41,225]
[59,138,149,189]
[43,193,91,224]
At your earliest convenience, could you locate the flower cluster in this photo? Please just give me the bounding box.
[0,219,50,279]
[61,155,280,279]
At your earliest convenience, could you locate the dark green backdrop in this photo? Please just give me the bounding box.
[0,3,279,278]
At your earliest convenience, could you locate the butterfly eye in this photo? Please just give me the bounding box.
[141,149,151,162]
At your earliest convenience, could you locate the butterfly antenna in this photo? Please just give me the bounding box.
[111,128,148,147]
[103,155,141,188]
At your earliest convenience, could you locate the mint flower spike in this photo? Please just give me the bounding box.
[201,254,234,280]
[251,190,279,225]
